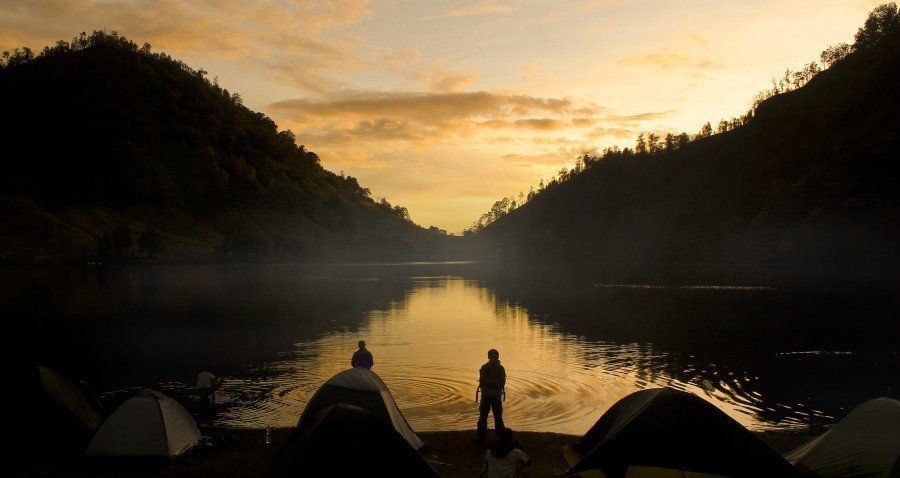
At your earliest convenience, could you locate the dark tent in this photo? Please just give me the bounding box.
[297,367,423,449]
[564,387,799,477]
[14,366,104,458]
[272,404,439,477]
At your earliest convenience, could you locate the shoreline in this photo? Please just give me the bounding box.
[18,428,817,477]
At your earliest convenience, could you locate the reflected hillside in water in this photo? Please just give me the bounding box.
[469,264,897,428]
[6,265,415,387]
[4,262,897,434]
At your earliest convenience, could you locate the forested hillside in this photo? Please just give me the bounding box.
[474,6,899,278]
[0,32,447,262]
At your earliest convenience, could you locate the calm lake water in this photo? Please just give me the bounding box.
[6,262,897,434]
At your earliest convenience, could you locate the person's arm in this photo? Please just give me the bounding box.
[517,449,532,467]
[351,351,358,367]
[368,351,374,367]
[499,366,506,389]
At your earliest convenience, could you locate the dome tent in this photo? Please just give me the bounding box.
[564,387,799,477]
[785,397,899,477]
[86,390,201,458]
[273,404,439,477]
[297,367,423,450]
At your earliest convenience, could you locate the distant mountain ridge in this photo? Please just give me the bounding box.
[475,15,900,278]
[0,32,447,262]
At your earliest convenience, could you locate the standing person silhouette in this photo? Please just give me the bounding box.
[351,340,374,369]
[476,348,506,440]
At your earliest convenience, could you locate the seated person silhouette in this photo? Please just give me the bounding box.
[195,370,221,411]
[483,427,531,478]
[351,340,374,369]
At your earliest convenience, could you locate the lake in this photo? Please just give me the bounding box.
[5,262,896,435]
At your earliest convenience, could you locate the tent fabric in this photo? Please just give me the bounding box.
[566,387,799,477]
[38,366,104,432]
[623,466,730,477]
[560,462,729,478]
[325,366,389,390]
[13,366,104,459]
[785,397,900,477]
[298,368,424,450]
[86,390,201,457]
[273,404,439,477]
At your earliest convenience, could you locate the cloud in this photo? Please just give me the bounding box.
[479,118,566,130]
[601,110,677,122]
[618,50,723,70]
[586,127,635,140]
[0,0,373,93]
[500,143,595,166]
[294,119,430,147]
[423,69,480,92]
[501,152,568,165]
[426,5,518,20]
[270,90,603,151]
[584,0,635,10]
[271,91,580,127]
[571,117,597,127]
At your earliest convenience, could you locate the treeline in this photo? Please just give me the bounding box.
[0,31,445,262]
[95,226,162,262]
[467,3,896,233]
[0,31,407,216]
[469,4,899,277]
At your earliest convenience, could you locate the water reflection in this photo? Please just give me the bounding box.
[214,277,833,433]
[4,264,895,435]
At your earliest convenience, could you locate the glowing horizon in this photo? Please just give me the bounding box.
[1,0,882,232]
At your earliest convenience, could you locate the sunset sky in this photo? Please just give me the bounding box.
[1,0,882,232]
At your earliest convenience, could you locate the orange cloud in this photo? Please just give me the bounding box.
[479,118,566,130]
[0,0,373,92]
[619,50,723,70]
[501,153,567,165]
[601,110,677,122]
[271,91,580,126]
[571,117,597,127]
[424,70,480,92]
[426,5,518,20]
[587,127,634,140]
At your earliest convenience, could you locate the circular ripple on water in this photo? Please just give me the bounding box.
[386,375,470,410]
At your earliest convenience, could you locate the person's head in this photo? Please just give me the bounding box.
[358,340,366,349]
[491,427,515,459]
[487,348,499,360]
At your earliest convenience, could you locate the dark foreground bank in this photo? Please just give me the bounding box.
[13,428,815,478]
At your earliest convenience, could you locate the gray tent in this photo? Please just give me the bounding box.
[86,390,201,458]
[297,367,423,450]
[785,397,899,477]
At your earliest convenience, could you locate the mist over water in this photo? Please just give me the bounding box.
[6,263,896,434]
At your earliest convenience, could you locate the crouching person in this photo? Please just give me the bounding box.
[483,427,531,478]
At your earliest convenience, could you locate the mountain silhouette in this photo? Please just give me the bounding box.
[474,17,899,280]
[0,32,447,262]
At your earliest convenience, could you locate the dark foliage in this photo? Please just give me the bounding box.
[0,32,445,262]
[475,7,900,279]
